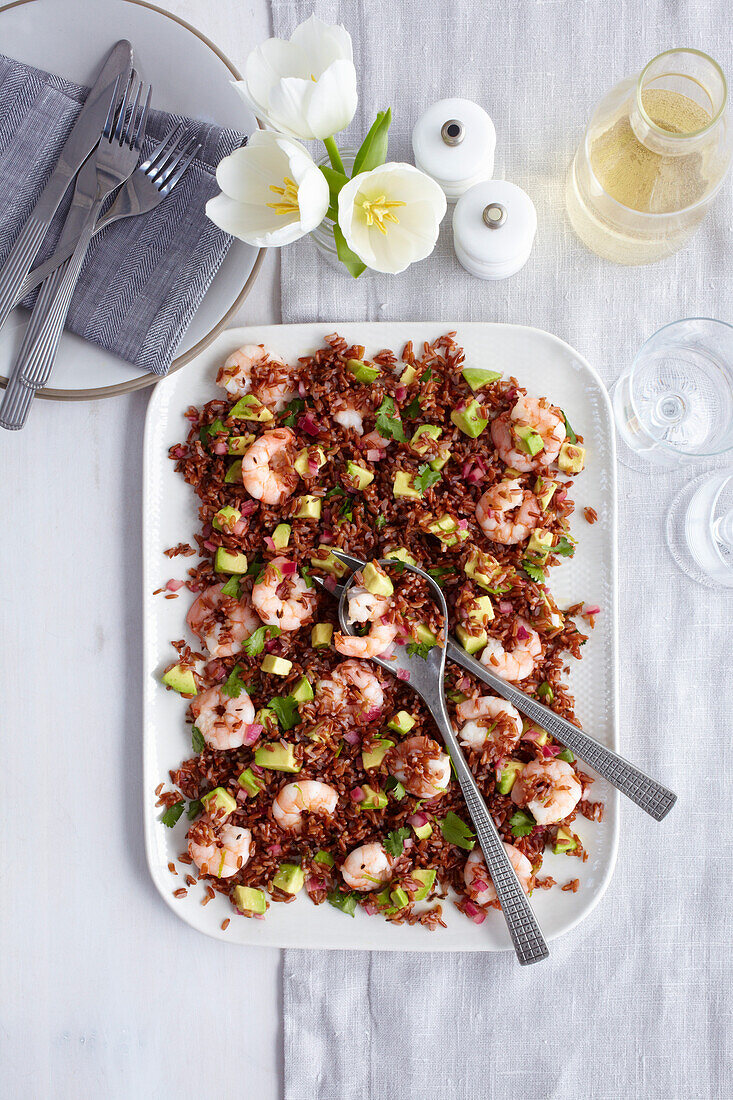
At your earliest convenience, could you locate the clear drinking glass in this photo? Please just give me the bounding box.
[666,471,733,588]
[566,49,732,265]
[611,318,733,468]
[310,149,374,275]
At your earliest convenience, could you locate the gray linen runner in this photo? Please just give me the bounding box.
[0,54,244,375]
[274,0,733,1097]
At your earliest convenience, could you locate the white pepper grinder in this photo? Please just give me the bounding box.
[411,97,496,202]
[452,180,537,279]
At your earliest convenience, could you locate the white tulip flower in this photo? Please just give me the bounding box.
[337,163,447,274]
[233,14,358,141]
[205,130,330,248]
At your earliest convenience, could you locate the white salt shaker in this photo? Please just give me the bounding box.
[412,97,496,203]
[452,180,537,279]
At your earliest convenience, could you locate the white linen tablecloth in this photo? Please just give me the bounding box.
[272,1,733,1097]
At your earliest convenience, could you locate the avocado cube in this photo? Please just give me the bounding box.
[427,513,469,547]
[393,471,422,499]
[272,862,305,895]
[232,885,267,914]
[227,434,256,456]
[553,826,578,855]
[361,740,395,770]
[410,424,441,455]
[359,784,388,810]
[451,398,488,438]
[390,887,410,909]
[514,424,544,456]
[387,711,416,735]
[215,547,249,574]
[291,675,314,703]
[254,743,301,773]
[534,476,558,511]
[363,561,394,598]
[413,821,433,841]
[200,786,237,819]
[307,721,331,743]
[456,623,488,654]
[161,663,197,696]
[346,358,381,383]
[429,448,452,472]
[400,364,418,385]
[413,623,437,645]
[255,707,278,735]
[238,768,263,798]
[261,654,293,676]
[311,622,334,648]
[558,442,586,474]
[271,523,291,549]
[294,446,327,478]
[310,547,349,578]
[464,548,502,591]
[384,548,418,566]
[472,595,496,624]
[212,505,241,532]
[496,760,524,795]
[527,528,554,560]
[229,394,274,421]
[314,849,335,867]
[461,366,502,391]
[224,458,243,484]
[412,868,436,901]
[346,460,374,490]
[293,495,322,520]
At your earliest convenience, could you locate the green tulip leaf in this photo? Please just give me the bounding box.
[333,224,367,278]
[352,108,392,176]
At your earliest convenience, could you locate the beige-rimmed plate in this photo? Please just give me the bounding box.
[0,0,263,400]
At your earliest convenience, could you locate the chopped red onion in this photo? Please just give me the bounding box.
[397,669,410,682]
[364,707,382,722]
[343,729,361,745]
[240,499,258,516]
[264,639,278,653]
[473,879,489,894]
[212,441,228,455]
[523,729,542,743]
[203,540,217,552]
[464,901,487,924]
[251,764,264,777]
[264,536,276,552]
[324,575,337,592]
[232,519,248,537]
[320,529,334,545]
[307,457,319,475]
[363,902,378,916]
[585,604,601,616]
[457,518,468,530]
[242,723,263,746]
[281,561,297,576]
[395,385,407,402]
[171,444,186,458]
[306,876,324,892]
[499,600,513,614]
[408,812,428,828]
[366,449,381,462]
[267,843,282,856]
[456,676,470,691]
[298,413,320,436]
[350,786,365,802]
[166,579,184,592]
[542,744,562,758]
[516,625,529,641]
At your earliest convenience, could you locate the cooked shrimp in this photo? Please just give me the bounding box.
[188,822,252,878]
[334,621,398,658]
[455,695,523,754]
[186,583,260,658]
[251,556,316,631]
[333,405,364,435]
[340,842,393,891]
[480,620,542,681]
[491,394,566,472]
[190,684,256,751]
[241,428,298,505]
[346,586,390,624]
[388,736,451,798]
[476,478,542,545]
[317,659,384,720]
[272,780,338,833]
[511,759,582,825]
[464,844,532,905]
[217,344,294,412]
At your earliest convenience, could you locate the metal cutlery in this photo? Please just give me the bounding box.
[0,72,150,429]
[336,556,550,964]
[318,548,677,821]
[0,40,132,336]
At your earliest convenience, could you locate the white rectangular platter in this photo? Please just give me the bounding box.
[143,322,619,952]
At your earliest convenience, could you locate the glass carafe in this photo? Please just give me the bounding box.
[566,49,731,264]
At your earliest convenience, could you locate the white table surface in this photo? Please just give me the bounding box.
[0,2,283,1097]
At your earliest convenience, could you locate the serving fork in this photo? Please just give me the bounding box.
[335,555,550,964]
[316,549,677,820]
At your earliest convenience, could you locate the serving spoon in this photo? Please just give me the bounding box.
[335,555,550,965]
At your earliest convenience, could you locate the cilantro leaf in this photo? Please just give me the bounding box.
[522,558,546,583]
[375,515,386,529]
[327,889,357,917]
[402,396,421,419]
[561,411,577,444]
[242,624,282,658]
[246,558,264,576]
[426,566,452,587]
[281,397,305,428]
[413,464,441,493]
[438,812,475,851]
[384,826,411,857]
[222,664,248,699]
[375,396,406,442]
[220,575,242,597]
[199,418,227,448]
[419,367,433,383]
[301,565,314,588]
[406,641,435,659]
[186,799,202,820]
[160,801,185,828]
[553,536,575,557]
[268,695,301,730]
[325,486,347,498]
[509,809,536,837]
[385,776,406,800]
[191,726,205,753]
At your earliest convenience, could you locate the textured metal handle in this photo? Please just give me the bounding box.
[432,705,549,964]
[448,643,677,821]
[0,217,48,332]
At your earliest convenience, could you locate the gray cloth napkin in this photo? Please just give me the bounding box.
[274,0,733,1097]
[0,53,244,375]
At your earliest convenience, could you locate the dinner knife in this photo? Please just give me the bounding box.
[0,39,133,335]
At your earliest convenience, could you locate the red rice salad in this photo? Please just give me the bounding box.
[157,333,601,929]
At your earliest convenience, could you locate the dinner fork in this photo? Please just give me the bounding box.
[336,557,550,965]
[0,73,149,429]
